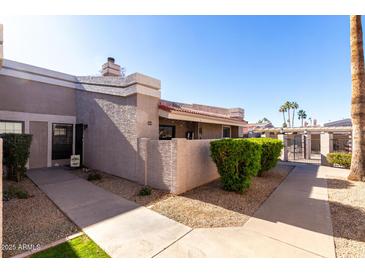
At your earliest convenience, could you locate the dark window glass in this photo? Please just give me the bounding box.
[52,124,73,160]
[223,126,231,138]
[159,125,175,140]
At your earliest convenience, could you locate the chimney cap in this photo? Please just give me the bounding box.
[107,57,115,63]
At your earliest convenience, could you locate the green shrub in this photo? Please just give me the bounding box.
[3,185,30,201]
[87,172,102,181]
[139,186,152,196]
[210,138,262,193]
[249,138,283,176]
[327,152,351,169]
[1,133,32,182]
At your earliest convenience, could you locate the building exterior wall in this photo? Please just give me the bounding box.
[76,90,140,181]
[0,75,77,168]
[29,121,48,168]
[0,75,76,116]
[136,94,159,139]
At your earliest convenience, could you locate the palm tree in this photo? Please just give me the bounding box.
[279,106,287,127]
[297,109,307,127]
[291,102,299,127]
[348,15,365,181]
[284,101,292,127]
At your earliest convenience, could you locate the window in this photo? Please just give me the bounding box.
[0,121,24,134]
[52,123,73,160]
[223,126,231,138]
[159,125,175,140]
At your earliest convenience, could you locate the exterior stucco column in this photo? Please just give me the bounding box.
[261,133,267,138]
[320,132,333,165]
[305,133,311,160]
[278,134,288,161]
[137,138,150,186]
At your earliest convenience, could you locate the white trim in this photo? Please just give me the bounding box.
[159,109,247,127]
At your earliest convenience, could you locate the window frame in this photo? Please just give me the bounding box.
[159,125,176,140]
[222,126,231,138]
[52,123,74,160]
[0,120,25,134]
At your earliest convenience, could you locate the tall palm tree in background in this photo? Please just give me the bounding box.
[291,101,299,127]
[348,15,365,181]
[279,105,287,127]
[297,109,307,127]
[284,101,292,127]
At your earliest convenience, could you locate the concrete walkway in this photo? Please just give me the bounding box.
[157,164,336,258]
[28,164,337,258]
[27,168,191,258]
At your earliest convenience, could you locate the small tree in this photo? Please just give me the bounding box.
[1,133,32,182]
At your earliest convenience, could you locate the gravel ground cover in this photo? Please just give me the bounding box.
[327,178,365,258]
[151,164,293,228]
[71,169,172,207]
[2,178,79,258]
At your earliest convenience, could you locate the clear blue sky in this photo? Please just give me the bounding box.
[0,16,356,126]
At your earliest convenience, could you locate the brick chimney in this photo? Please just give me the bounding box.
[101,57,121,76]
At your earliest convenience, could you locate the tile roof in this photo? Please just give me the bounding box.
[159,101,246,123]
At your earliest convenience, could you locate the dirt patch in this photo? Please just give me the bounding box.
[327,178,365,258]
[2,178,79,258]
[151,164,293,228]
[71,169,172,207]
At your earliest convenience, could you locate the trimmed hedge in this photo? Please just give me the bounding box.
[249,138,284,176]
[326,152,351,169]
[210,139,262,193]
[1,133,32,182]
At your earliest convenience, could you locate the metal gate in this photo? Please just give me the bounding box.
[287,134,304,161]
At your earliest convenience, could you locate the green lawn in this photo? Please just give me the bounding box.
[31,235,110,258]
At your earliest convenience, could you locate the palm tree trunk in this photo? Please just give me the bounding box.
[348,15,365,181]
[292,109,295,127]
[282,112,286,126]
[287,109,291,127]
[301,117,304,127]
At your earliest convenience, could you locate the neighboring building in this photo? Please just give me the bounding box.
[242,122,273,137]
[324,118,352,127]
[0,57,246,193]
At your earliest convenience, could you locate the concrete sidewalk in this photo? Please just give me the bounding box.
[157,164,336,258]
[27,168,191,258]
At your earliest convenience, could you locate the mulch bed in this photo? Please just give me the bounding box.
[2,178,79,258]
[327,178,365,258]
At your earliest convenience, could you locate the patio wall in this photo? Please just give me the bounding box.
[137,138,219,194]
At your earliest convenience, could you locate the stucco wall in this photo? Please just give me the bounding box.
[136,94,159,139]
[174,139,219,194]
[137,138,219,194]
[76,90,140,181]
[0,75,76,116]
